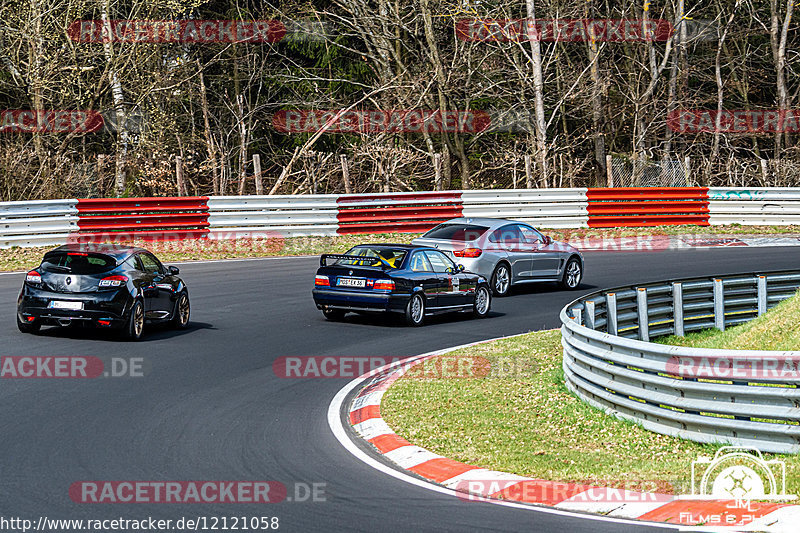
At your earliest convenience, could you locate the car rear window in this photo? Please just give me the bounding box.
[41,252,116,274]
[337,246,408,269]
[422,223,488,241]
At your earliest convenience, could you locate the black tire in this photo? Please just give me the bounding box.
[123,300,145,341]
[171,292,190,329]
[473,285,491,318]
[560,257,582,290]
[17,315,40,334]
[490,263,511,297]
[322,308,346,321]
[405,293,425,327]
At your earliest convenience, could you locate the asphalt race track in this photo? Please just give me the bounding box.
[2,247,800,532]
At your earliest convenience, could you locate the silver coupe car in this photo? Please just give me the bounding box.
[412,217,583,296]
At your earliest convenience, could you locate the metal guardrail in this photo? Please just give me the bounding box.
[207,195,339,237]
[561,270,800,454]
[0,199,78,248]
[461,189,588,229]
[709,187,800,225]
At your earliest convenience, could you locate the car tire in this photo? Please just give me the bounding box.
[171,292,190,329]
[560,257,582,290]
[405,293,425,327]
[473,285,491,318]
[322,308,346,321]
[17,315,40,334]
[490,263,511,297]
[123,300,145,341]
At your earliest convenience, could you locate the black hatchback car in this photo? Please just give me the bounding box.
[312,244,492,326]
[17,244,190,340]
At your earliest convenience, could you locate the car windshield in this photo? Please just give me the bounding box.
[337,247,407,269]
[40,252,116,274]
[422,223,489,241]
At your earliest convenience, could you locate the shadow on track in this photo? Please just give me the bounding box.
[23,321,215,342]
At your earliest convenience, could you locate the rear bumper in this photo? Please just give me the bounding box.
[17,286,132,327]
[312,288,408,313]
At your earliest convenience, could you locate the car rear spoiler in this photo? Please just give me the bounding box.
[319,253,380,267]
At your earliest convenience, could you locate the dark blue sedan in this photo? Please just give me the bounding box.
[312,244,491,326]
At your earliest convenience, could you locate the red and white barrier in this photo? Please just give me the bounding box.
[2,187,800,248]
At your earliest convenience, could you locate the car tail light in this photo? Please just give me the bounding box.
[373,280,395,291]
[97,319,111,326]
[453,248,482,258]
[26,316,35,322]
[99,275,128,287]
[315,275,330,287]
[67,252,88,256]
[26,270,41,284]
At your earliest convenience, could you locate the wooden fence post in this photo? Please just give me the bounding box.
[340,154,352,194]
[524,154,533,188]
[253,153,263,195]
[176,156,186,196]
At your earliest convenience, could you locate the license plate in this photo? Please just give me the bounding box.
[337,277,366,288]
[48,301,83,310]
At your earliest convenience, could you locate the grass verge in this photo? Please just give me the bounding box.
[657,289,800,351]
[381,324,800,495]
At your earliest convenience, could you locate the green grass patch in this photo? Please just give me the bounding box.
[657,289,800,351]
[380,329,800,495]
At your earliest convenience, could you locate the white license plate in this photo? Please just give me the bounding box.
[48,300,83,310]
[337,277,366,288]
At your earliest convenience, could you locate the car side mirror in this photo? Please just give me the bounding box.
[457,264,465,272]
[168,266,180,275]
[544,235,552,245]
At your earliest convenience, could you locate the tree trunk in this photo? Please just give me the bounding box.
[101,0,128,196]
[526,0,548,184]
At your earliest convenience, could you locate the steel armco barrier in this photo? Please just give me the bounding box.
[73,197,210,242]
[0,199,78,248]
[207,195,339,237]
[587,187,710,227]
[709,187,800,225]
[336,191,463,234]
[461,189,588,228]
[561,270,800,453]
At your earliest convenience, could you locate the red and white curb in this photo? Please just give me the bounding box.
[328,338,800,532]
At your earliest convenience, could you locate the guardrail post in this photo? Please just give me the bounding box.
[714,278,725,331]
[606,293,618,335]
[584,300,596,330]
[757,275,768,316]
[571,307,583,325]
[673,282,684,337]
[637,287,649,341]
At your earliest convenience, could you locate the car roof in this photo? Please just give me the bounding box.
[430,217,523,230]
[48,243,147,259]
[351,243,424,250]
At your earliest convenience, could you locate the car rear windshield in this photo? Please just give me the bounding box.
[41,252,117,274]
[422,223,489,241]
[337,246,408,269]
